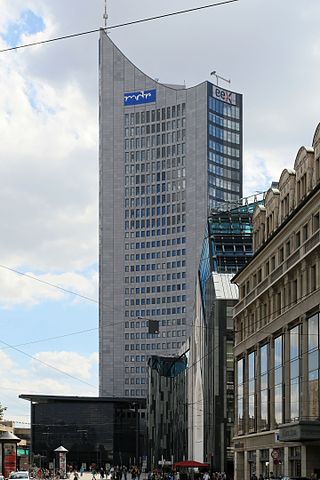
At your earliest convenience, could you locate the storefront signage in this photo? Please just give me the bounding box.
[124,89,156,106]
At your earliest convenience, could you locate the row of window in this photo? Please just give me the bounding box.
[125,169,186,185]
[125,276,186,287]
[208,97,240,120]
[125,295,186,305]
[125,191,186,206]
[208,175,240,193]
[208,151,240,170]
[125,319,186,328]
[126,249,186,264]
[126,293,185,304]
[125,341,184,352]
[124,104,186,126]
[125,261,186,278]
[125,273,186,285]
[208,187,240,203]
[237,314,320,435]
[124,119,185,136]
[125,215,186,230]
[126,284,186,295]
[209,139,240,158]
[208,111,240,132]
[125,307,187,317]
[242,211,320,297]
[125,146,187,164]
[125,389,146,397]
[208,163,241,181]
[209,124,240,145]
[125,377,146,384]
[125,158,186,174]
[124,130,186,147]
[125,330,186,339]
[125,171,186,186]
[125,239,186,255]
[125,366,146,373]
[124,179,186,197]
[124,227,186,238]
[125,138,186,155]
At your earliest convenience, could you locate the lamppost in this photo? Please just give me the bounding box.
[129,403,139,466]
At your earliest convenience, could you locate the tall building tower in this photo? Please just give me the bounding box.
[99,31,243,397]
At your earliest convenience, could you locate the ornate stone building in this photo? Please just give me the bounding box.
[232,124,320,479]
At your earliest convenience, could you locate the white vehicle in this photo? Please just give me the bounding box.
[9,472,30,480]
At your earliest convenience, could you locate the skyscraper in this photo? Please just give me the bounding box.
[99,31,243,397]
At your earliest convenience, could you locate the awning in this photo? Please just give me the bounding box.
[174,461,210,469]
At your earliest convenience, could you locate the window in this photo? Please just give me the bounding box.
[308,314,319,419]
[274,335,283,426]
[248,352,256,432]
[260,344,269,429]
[237,358,244,434]
[290,325,300,421]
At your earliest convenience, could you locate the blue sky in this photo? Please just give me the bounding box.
[1,9,45,46]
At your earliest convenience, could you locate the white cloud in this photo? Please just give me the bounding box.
[0,349,98,422]
[32,350,98,381]
[0,269,98,307]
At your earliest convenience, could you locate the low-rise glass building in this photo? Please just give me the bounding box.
[21,395,146,469]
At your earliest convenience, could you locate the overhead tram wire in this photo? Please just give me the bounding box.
[0,261,317,336]
[0,337,97,390]
[0,327,98,352]
[0,0,239,54]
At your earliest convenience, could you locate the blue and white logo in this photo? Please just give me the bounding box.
[124,89,156,106]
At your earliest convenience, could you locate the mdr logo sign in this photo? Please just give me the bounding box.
[124,89,157,106]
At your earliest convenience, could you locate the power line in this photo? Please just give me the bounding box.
[0,327,98,352]
[0,0,239,54]
[0,337,97,390]
[0,264,98,304]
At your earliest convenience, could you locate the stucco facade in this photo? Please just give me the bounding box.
[232,124,320,480]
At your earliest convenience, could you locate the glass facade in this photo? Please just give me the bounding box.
[308,313,319,419]
[260,344,269,429]
[237,358,244,434]
[274,335,283,426]
[23,396,146,468]
[207,85,242,209]
[290,326,300,421]
[248,351,256,432]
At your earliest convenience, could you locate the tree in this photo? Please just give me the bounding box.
[0,402,7,421]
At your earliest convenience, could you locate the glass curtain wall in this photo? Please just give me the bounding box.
[237,358,244,434]
[290,326,300,421]
[274,335,283,426]
[260,344,269,429]
[308,313,319,419]
[248,351,256,432]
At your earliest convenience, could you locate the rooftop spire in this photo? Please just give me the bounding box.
[103,0,108,29]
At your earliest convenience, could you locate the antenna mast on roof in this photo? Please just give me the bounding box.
[103,0,108,30]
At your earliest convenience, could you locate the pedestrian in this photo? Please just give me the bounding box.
[203,472,210,480]
[92,468,97,480]
[80,467,84,478]
[74,470,79,480]
[100,468,105,479]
